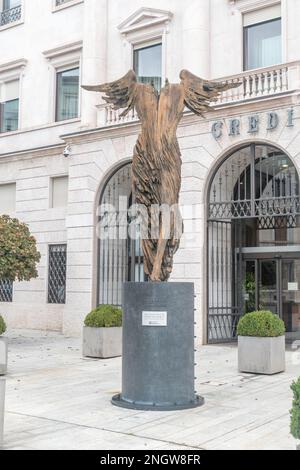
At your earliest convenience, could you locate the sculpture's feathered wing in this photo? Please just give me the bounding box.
[82,70,138,118]
[83,69,241,282]
[180,69,241,116]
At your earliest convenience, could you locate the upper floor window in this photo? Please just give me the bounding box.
[243,5,282,71]
[56,0,72,6]
[0,79,19,133]
[56,67,79,122]
[133,43,162,92]
[0,0,21,27]
[54,0,82,10]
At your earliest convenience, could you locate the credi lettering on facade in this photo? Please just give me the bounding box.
[211,108,295,139]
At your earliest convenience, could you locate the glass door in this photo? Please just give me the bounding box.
[258,259,279,314]
[240,253,300,341]
[281,259,300,341]
[241,258,279,315]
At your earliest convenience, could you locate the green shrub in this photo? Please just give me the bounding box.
[237,310,285,337]
[290,377,300,440]
[0,316,6,335]
[84,305,122,328]
[0,215,41,282]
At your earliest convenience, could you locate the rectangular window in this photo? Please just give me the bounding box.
[55,0,73,6]
[244,5,282,71]
[0,79,19,133]
[1,0,22,27]
[56,67,79,122]
[0,183,16,214]
[133,43,162,91]
[0,279,13,303]
[3,0,21,10]
[51,176,68,208]
[48,245,67,304]
[0,99,19,132]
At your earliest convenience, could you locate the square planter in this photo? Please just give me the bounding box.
[83,326,122,359]
[0,377,5,445]
[0,337,8,376]
[238,335,285,375]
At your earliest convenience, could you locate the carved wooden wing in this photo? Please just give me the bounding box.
[82,70,138,118]
[180,69,241,116]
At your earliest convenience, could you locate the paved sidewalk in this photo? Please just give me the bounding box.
[1,329,299,450]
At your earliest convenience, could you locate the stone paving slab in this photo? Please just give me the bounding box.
[0,330,299,450]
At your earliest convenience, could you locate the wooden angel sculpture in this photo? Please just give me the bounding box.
[83,70,239,282]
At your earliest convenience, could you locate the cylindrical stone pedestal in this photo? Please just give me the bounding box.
[112,282,204,411]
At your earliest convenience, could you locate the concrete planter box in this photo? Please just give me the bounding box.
[0,378,5,444]
[238,335,285,375]
[0,337,8,376]
[83,326,122,359]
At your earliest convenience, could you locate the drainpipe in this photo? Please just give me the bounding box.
[182,0,211,78]
[81,0,108,128]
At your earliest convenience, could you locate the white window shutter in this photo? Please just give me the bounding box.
[51,176,69,208]
[3,80,19,102]
[0,184,16,214]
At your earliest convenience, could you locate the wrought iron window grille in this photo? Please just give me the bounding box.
[48,245,67,304]
[0,279,13,303]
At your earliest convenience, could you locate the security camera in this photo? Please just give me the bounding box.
[63,145,71,158]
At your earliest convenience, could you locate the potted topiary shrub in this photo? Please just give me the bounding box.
[0,316,7,376]
[290,377,300,450]
[83,305,122,359]
[237,310,285,375]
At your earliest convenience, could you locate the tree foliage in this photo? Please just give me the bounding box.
[0,215,41,282]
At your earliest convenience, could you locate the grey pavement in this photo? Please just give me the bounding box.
[1,329,299,450]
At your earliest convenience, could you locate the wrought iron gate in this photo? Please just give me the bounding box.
[207,143,300,343]
[207,220,240,342]
[97,163,146,307]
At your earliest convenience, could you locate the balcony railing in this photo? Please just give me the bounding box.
[97,61,300,128]
[215,61,300,105]
[0,5,22,27]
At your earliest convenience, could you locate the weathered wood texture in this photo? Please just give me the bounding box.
[83,70,239,281]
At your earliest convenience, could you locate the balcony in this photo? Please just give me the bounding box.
[0,5,22,27]
[97,61,300,128]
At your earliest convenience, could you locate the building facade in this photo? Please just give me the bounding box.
[1,0,300,344]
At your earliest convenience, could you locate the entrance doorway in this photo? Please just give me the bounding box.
[207,143,300,343]
[96,163,146,308]
[241,250,300,341]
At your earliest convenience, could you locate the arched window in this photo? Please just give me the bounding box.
[97,163,146,307]
[207,144,300,343]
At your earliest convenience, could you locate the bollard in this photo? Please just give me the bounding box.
[0,377,5,445]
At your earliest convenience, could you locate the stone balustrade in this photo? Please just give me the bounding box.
[97,61,300,128]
